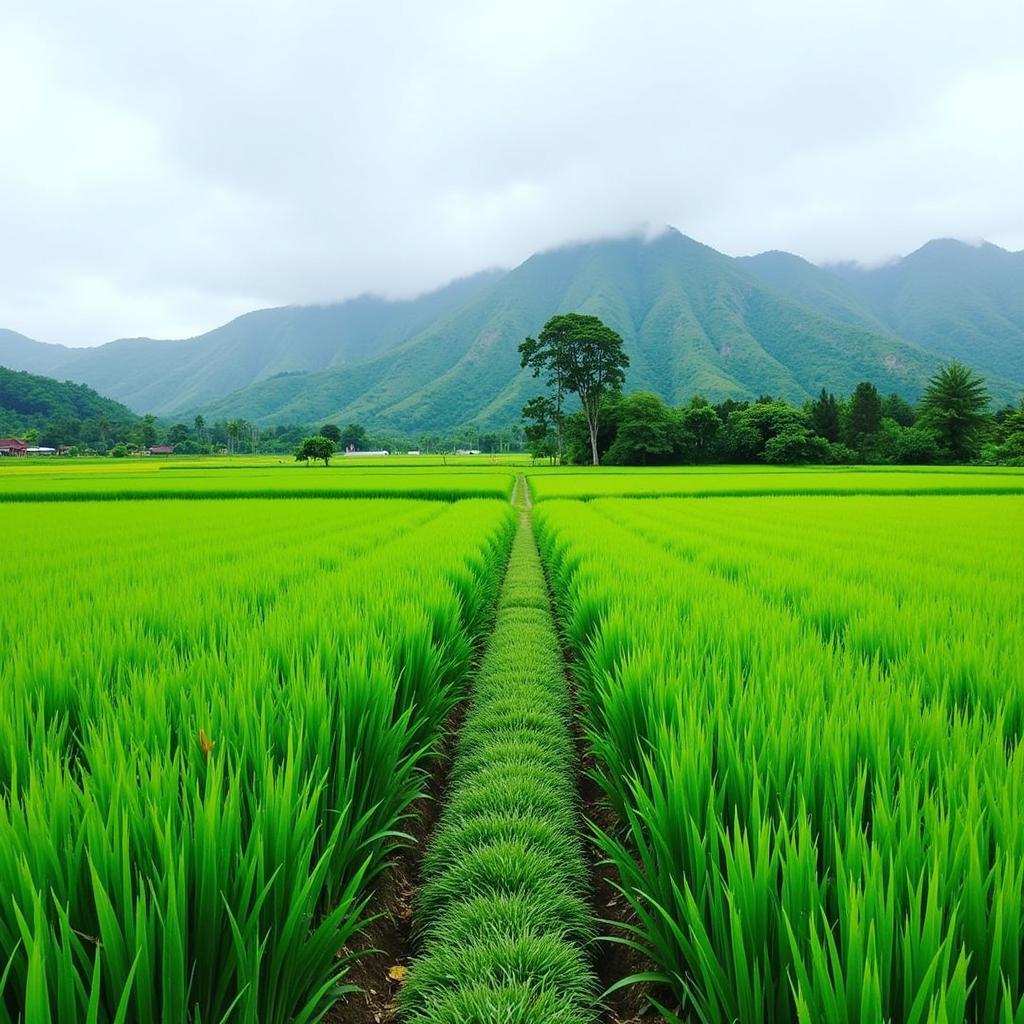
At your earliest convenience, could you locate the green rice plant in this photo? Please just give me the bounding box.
[535,494,1024,1023]
[0,460,515,502]
[0,497,514,1022]
[526,465,1024,502]
[400,517,598,1022]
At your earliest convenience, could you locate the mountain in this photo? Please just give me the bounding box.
[2,231,1022,430]
[0,329,74,376]
[0,365,138,437]
[202,230,1011,430]
[743,239,1024,383]
[1,270,504,416]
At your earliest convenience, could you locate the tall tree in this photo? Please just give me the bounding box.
[320,423,342,443]
[519,313,629,466]
[810,388,841,441]
[340,422,368,450]
[848,381,882,449]
[521,395,559,462]
[139,413,159,449]
[882,392,916,427]
[918,360,990,461]
[226,418,248,455]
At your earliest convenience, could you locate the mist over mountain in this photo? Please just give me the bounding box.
[2,230,1021,429]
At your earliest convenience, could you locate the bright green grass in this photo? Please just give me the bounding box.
[536,494,1024,1024]
[0,498,514,1024]
[0,456,515,501]
[526,464,1024,501]
[401,517,597,1024]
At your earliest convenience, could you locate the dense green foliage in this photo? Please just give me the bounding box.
[0,365,138,444]
[549,363,1021,466]
[402,516,597,1022]
[536,495,1024,1023]
[0,498,514,1022]
[295,435,337,466]
[520,313,629,466]
[918,361,991,461]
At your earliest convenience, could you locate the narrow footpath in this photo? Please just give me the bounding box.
[399,477,599,1022]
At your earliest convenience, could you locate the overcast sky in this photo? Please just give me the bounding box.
[2,0,1022,346]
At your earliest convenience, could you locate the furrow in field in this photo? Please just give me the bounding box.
[399,512,598,1024]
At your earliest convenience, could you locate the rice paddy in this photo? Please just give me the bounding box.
[525,464,1024,501]
[1,460,1021,1023]
[535,494,1024,1023]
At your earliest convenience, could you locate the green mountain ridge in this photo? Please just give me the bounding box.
[199,231,1021,429]
[0,365,138,437]
[2,230,1022,430]
[0,271,504,416]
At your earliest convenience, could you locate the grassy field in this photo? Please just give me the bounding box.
[526,463,1024,500]
[0,497,513,1022]
[2,462,1022,1022]
[536,494,1024,1022]
[0,456,516,501]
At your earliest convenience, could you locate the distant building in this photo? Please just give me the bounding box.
[147,445,176,455]
[343,449,390,457]
[0,438,27,456]
[25,446,56,456]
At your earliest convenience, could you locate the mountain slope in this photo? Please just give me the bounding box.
[0,366,138,436]
[0,329,74,376]
[2,271,504,416]
[744,240,1024,384]
[203,230,986,430]
[737,251,888,332]
[3,232,1022,430]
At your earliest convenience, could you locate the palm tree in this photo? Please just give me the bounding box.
[919,361,990,461]
[226,419,245,456]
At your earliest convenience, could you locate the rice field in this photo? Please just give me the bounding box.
[535,494,1024,1023]
[0,458,514,502]
[526,464,1024,501]
[0,498,513,1022]
[3,464,1022,1023]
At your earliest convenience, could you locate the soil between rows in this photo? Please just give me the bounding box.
[328,504,660,1023]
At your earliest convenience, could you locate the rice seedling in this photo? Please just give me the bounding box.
[400,516,598,1023]
[535,494,1024,1024]
[0,459,515,502]
[0,497,514,1023]
[526,465,1024,502]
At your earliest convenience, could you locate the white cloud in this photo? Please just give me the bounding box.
[1,0,1021,345]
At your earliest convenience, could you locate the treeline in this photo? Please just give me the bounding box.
[0,366,139,447]
[4,406,527,458]
[530,364,1024,466]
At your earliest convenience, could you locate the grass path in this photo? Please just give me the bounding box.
[399,508,598,1022]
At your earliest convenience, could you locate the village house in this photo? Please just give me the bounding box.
[0,438,28,456]
[147,445,176,455]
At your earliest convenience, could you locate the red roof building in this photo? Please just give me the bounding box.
[0,438,28,456]
[147,445,176,455]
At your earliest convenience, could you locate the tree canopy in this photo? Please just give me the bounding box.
[295,435,337,466]
[519,313,629,466]
[919,361,990,461]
